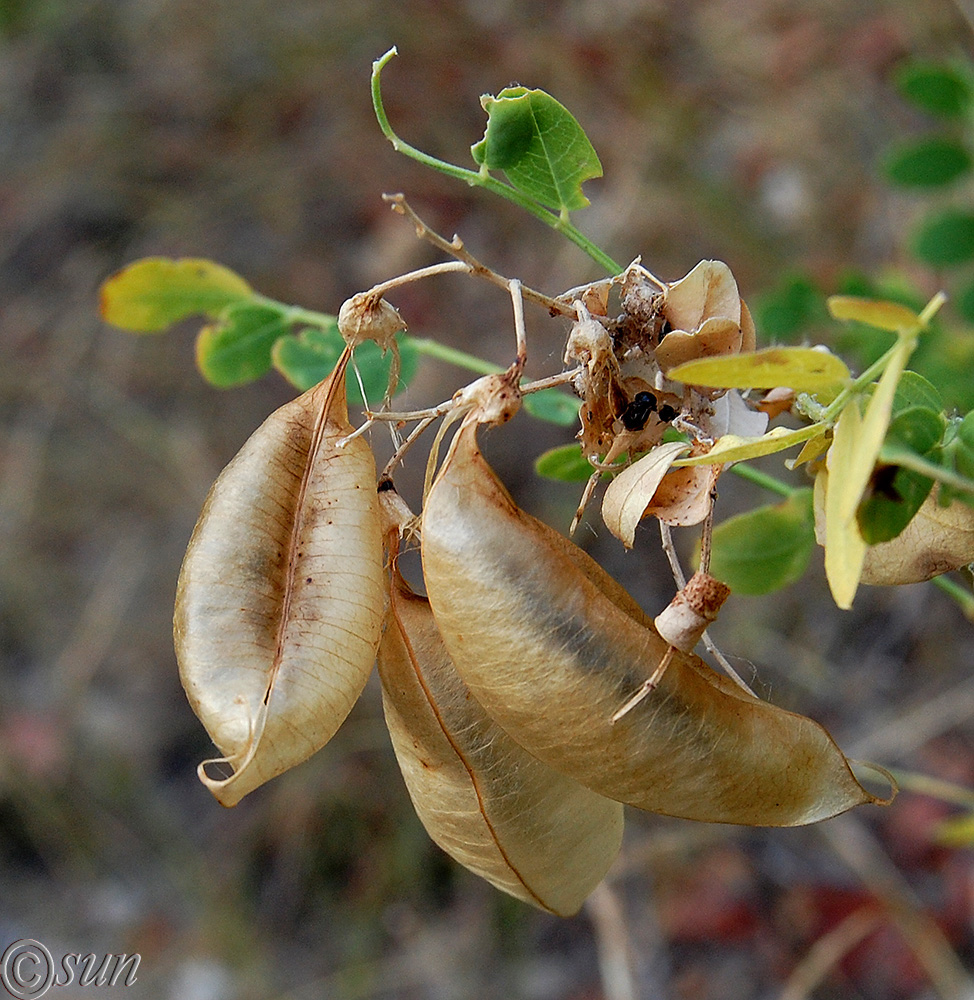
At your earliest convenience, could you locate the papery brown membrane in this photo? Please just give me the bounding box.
[422,418,884,826]
[655,261,756,374]
[601,442,691,546]
[814,473,974,585]
[376,490,623,916]
[174,351,384,806]
[643,458,721,527]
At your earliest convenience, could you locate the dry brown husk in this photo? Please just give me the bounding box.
[421,418,884,826]
[174,353,384,806]
[377,491,623,915]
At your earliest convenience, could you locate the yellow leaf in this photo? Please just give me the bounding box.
[822,406,868,609]
[786,432,832,470]
[100,257,253,332]
[667,346,850,391]
[673,424,826,467]
[827,296,921,331]
[853,334,916,493]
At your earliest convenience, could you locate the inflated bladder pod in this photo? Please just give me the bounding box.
[174,357,384,806]
[377,492,623,915]
[422,419,880,827]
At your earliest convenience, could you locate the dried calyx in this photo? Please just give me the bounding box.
[562,259,764,534]
[338,291,406,349]
[565,259,758,468]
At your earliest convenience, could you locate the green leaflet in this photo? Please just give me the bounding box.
[894,61,974,119]
[273,325,418,406]
[708,490,816,595]
[883,137,972,188]
[471,87,602,216]
[196,302,291,388]
[912,210,974,267]
[534,443,596,483]
[523,388,579,426]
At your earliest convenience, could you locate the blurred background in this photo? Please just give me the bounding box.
[4,0,974,997]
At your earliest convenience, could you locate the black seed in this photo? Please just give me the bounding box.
[621,391,658,431]
[658,403,678,423]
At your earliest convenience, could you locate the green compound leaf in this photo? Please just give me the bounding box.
[667,346,850,392]
[534,443,595,482]
[884,137,973,188]
[708,489,816,595]
[471,87,602,216]
[894,61,974,119]
[196,302,291,388]
[523,388,579,426]
[273,324,418,406]
[912,210,974,267]
[100,257,253,332]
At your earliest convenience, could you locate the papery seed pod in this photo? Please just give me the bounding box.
[376,489,623,916]
[421,417,885,826]
[174,350,384,806]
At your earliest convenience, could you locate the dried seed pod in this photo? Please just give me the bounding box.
[421,417,884,826]
[174,352,384,806]
[377,490,623,916]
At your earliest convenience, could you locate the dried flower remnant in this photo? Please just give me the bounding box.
[655,260,756,375]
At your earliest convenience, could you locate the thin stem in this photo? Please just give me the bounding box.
[366,260,471,297]
[698,503,715,575]
[409,338,503,376]
[508,278,528,377]
[371,48,623,275]
[659,522,686,590]
[521,369,581,393]
[728,463,796,497]
[931,574,974,620]
[383,193,575,315]
[380,413,439,480]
